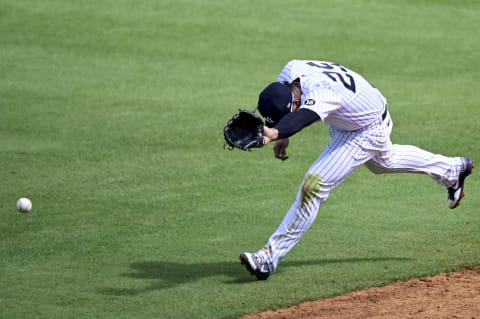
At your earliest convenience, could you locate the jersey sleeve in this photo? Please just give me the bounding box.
[278,60,306,83]
[300,84,342,121]
[278,61,343,121]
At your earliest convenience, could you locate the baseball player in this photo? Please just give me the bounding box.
[240,59,474,280]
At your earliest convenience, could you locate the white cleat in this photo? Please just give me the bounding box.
[447,157,474,209]
[239,252,271,280]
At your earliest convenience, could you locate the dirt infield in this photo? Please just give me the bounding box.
[242,267,480,319]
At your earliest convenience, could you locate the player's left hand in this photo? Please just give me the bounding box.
[262,126,279,145]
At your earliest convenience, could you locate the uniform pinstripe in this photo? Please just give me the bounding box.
[258,60,464,271]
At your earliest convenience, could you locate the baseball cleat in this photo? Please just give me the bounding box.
[239,252,271,280]
[447,157,474,209]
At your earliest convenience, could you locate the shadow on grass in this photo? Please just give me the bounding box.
[99,256,410,296]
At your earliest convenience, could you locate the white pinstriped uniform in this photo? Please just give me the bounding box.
[259,60,464,272]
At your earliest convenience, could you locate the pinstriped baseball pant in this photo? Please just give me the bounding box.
[262,112,464,271]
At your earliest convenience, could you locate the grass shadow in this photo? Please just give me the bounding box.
[99,256,411,296]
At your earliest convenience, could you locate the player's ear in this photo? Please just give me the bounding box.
[292,98,301,111]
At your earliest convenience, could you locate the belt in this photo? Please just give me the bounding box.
[382,104,388,121]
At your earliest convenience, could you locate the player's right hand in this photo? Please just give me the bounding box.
[274,138,289,161]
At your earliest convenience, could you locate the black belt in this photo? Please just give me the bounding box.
[382,104,388,121]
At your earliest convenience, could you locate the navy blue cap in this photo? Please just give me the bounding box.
[257,82,292,127]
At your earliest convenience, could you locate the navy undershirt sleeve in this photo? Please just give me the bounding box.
[274,108,321,139]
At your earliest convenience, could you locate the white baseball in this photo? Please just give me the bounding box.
[16,197,32,213]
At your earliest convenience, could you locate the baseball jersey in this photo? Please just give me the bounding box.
[278,60,387,131]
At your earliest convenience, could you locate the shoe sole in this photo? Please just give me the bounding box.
[239,254,255,277]
[239,253,269,280]
[449,158,474,209]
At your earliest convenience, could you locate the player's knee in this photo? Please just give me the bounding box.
[365,161,387,174]
[366,166,383,174]
[301,173,322,206]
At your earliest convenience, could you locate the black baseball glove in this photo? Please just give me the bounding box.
[224,109,264,151]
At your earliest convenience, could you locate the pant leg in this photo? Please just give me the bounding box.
[365,111,463,186]
[263,124,387,271]
[365,143,463,187]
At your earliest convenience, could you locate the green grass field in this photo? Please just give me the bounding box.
[1,0,479,318]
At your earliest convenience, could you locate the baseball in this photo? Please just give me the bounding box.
[16,197,32,213]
